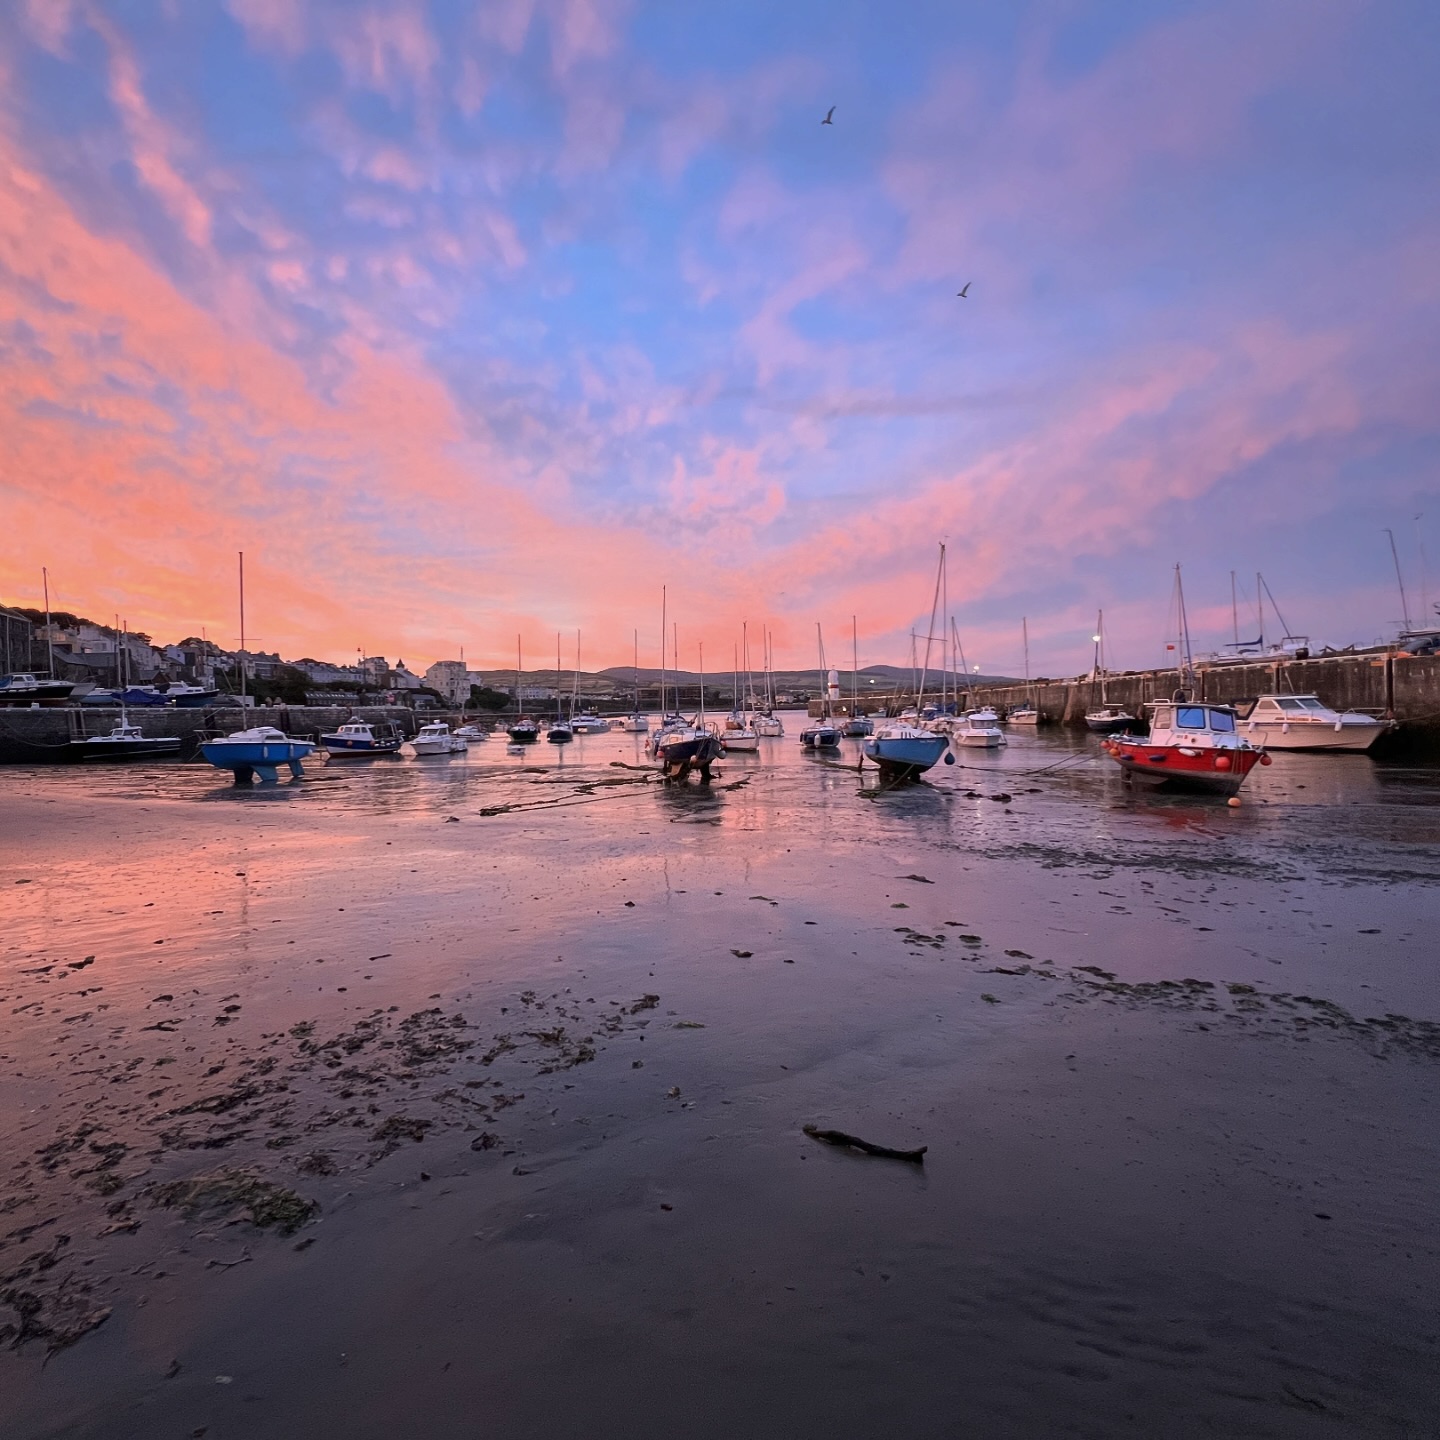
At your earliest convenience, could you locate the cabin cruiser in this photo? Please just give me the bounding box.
[69,720,181,760]
[507,718,540,743]
[1085,706,1136,734]
[1238,695,1392,753]
[201,725,316,782]
[0,672,74,704]
[949,713,1005,748]
[1007,704,1039,725]
[861,724,952,782]
[412,722,467,755]
[455,723,488,741]
[1102,702,1269,796]
[571,713,609,734]
[963,705,1000,725]
[320,720,404,755]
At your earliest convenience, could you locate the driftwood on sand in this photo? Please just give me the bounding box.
[802,1124,927,1164]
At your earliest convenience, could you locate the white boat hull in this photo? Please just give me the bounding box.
[721,733,759,752]
[954,730,1004,748]
[1241,720,1383,752]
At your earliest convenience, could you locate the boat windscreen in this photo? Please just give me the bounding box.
[1208,709,1236,732]
[1176,707,1207,729]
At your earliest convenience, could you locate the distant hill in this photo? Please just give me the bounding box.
[599,663,1017,688]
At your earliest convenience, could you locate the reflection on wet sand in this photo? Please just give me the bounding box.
[2,724,1438,1437]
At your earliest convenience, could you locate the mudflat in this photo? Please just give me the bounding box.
[2,732,1437,1438]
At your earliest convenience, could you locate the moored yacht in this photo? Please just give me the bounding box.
[69,720,181,760]
[412,722,467,755]
[861,723,952,782]
[0,672,74,704]
[321,720,404,755]
[950,713,1005,748]
[1239,695,1392,753]
[1085,706,1136,734]
[201,725,315,782]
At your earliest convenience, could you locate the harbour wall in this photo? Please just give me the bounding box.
[0,705,421,765]
[961,652,1440,755]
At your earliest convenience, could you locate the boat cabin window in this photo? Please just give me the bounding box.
[1175,707,1208,729]
[1208,709,1235,732]
[1271,697,1307,712]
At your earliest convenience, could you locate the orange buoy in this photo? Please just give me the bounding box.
[1215,754,1232,771]
[1227,796,1242,808]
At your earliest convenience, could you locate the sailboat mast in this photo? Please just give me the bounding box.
[556,632,562,721]
[238,551,246,706]
[42,567,54,679]
[1022,616,1031,704]
[515,633,522,718]
[659,586,667,716]
[1230,571,1239,645]
[1095,610,1106,706]
[697,641,705,722]
[574,630,581,714]
[1176,564,1195,690]
[633,629,640,712]
[941,545,949,714]
[851,615,858,716]
[1385,529,1411,630]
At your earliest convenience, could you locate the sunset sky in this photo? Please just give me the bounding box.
[2,0,1437,678]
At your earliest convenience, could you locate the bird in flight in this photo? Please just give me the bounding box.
[822,106,835,125]
[957,282,971,298]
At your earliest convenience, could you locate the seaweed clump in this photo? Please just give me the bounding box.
[149,1168,318,1235]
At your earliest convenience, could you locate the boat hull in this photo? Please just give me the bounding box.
[657,733,724,770]
[1085,715,1135,734]
[413,738,464,755]
[1103,737,1265,795]
[71,736,181,760]
[721,733,759,752]
[202,735,315,781]
[1239,721,1383,753]
[547,727,574,743]
[800,728,841,748]
[862,731,951,781]
[322,737,403,755]
[507,724,539,743]
[953,730,1004,747]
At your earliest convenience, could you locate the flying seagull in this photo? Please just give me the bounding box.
[822,106,835,125]
[957,282,970,298]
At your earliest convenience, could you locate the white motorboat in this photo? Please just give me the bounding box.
[571,713,609,734]
[413,722,467,755]
[455,723,488,742]
[963,705,1000,725]
[951,714,1006,748]
[1007,705,1039,725]
[1239,695,1392,752]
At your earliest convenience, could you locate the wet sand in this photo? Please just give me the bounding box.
[2,730,1438,1437]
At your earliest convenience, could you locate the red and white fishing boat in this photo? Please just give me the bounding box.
[1102,700,1270,796]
